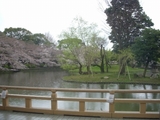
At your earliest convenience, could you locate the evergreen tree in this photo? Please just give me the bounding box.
[3,27,52,46]
[104,0,153,74]
[132,28,160,77]
[104,0,153,51]
[3,27,32,40]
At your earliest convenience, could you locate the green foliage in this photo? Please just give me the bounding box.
[60,63,77,71]
[31,33,51,46]
[3,27,32,41]
[106,50,117,62]
[59,16,100,45]
[58,38,83,50]
[117,48,134,78]
[105,0,153,51]
[132,28,160,64]
[58,38,84,71]
[118,48,134,64]
[3,27,53,46]
[58,17,107,74]
[132,28,160,77]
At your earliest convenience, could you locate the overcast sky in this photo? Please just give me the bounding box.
[0,0,160,47]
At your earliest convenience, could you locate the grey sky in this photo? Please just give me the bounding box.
[0,0,159,46]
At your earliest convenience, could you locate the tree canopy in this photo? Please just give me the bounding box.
[58,17,109,74]
[3,27,32,40]
[58,38,85,74]
[3,27,53,46]
[132,28,160,77]
[31,33,51,46]
[104,0,153,51]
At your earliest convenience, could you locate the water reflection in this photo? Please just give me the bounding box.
[0,68,67,87]
[0,69,160,111]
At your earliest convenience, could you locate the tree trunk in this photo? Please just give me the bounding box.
[143,60,149,77]
[120,64,126,75]
[100,56,105,73]
[105,60,109,73]
[87,65,91,74]
[100,45,105,73]
[78,63,83,74]
[104,47,109,73]
[119,58,126,75]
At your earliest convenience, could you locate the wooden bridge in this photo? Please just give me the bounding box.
[0,85,160,119]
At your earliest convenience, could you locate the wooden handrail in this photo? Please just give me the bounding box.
[7,94,51,100]
[115,98,160,103]
[0,85,160,118]
[1,85,160,93]
[2,93,160,103]
[0,85,52,91]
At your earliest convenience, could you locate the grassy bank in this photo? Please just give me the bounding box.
[63,65,160,85]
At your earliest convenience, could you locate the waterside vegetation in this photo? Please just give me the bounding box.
[63,65,160,85]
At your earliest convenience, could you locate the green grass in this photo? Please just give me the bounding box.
[63,65,160,85]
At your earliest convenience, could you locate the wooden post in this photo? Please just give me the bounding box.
[79,101,85,112]
[109,91,115,118]
[25,98,32,108]
[51,90,57,114]
[2,89,8,110]
[140,103,146,114]
[109,103,115,113]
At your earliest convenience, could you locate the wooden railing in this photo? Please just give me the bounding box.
[0,85,160,118]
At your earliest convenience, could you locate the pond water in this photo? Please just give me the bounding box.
[0,68,160,111]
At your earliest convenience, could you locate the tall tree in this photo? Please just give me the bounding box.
[132,28,160,77]
[104,0,153,51]
[104,0,153,74]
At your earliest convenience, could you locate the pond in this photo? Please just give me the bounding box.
[0,68,160,111]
